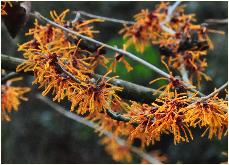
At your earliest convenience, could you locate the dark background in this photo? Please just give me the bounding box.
[1,1,228,163]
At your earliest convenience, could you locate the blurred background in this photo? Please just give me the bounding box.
[1,1,228,163]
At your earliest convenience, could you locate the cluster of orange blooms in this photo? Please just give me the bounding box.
[100,136,133,162]
[120,2,223,87]
[16,10,124,116]
[1,2,227,163]
[1,77,30,121]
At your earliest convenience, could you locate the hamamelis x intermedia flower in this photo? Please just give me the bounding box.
[128,92,194,145]
[120,2,223,86]
[68,71,123,114]
[1,77,30,121]
[17,10,123,115]
[100,137,132,163]
[180,94,228,140]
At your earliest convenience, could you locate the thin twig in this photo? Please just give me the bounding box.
[205,18,228,24]
[160,1,182,34]
[74,11,135,25]
[106,109,130,122]
[201,82,228,101]
[165,1,182,23]
[75,2,192,91]
[159,1,194,93]
[33,11,170,79]
[179,63,189,84]
[1,72,20,83]
[56,59,81,83]
[159,1,204,96]
[36,94,161,164]
[188,82,228,108]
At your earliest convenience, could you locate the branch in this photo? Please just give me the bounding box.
[56,58,81,83]
[1,54,156,103]
[32,11,170,79]
[188,82,228,108]
[1,72,20,83]
[36,94,161,164]
[160,1,182,34]
[158,1,193,91]
[74,11,135,25]
[179,63,189,84]
[159,1,204,96]
[106,109,130,122]
[205,18,228,24]
[201,82,228,101]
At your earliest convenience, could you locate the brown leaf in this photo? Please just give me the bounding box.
[2,1,31,38]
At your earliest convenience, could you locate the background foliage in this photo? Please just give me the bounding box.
[1,1,228,163]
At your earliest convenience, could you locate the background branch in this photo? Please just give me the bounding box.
[74,11,135,25]
[205,18,228,24]
[36,94,161,164]
[1,72,21,83]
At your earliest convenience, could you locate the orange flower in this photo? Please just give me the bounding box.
[1,77,30,121]
[121,2,219,86]
[68,71,123,114]
[129,92,193,145]
[100,136,132,162]
[109,44,133,72]
[181,94,228,140]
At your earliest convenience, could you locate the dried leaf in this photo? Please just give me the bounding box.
[2,1,31,38]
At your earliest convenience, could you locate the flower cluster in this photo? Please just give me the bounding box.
[120,2,222,86]
[127,92,227,147]
[17,10,123,115]
[128,92,193,145]
[180,94,228,140]
[1,77,30,121]
[100,137,132,163]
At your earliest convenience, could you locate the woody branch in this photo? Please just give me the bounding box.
[1,54,156,103]
[2,54,227,122]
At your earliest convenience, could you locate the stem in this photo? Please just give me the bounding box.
[201,82,228,101]
[56,59,81,83]
[1,72,20,83]
[205,18,228,24]
[74,11,135,25]
[159,1,197,95]
[179,63,189,84]
[106,109,130,122]
[188,82,228,108]
[160,1,182,34]
[36,94,161,164]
